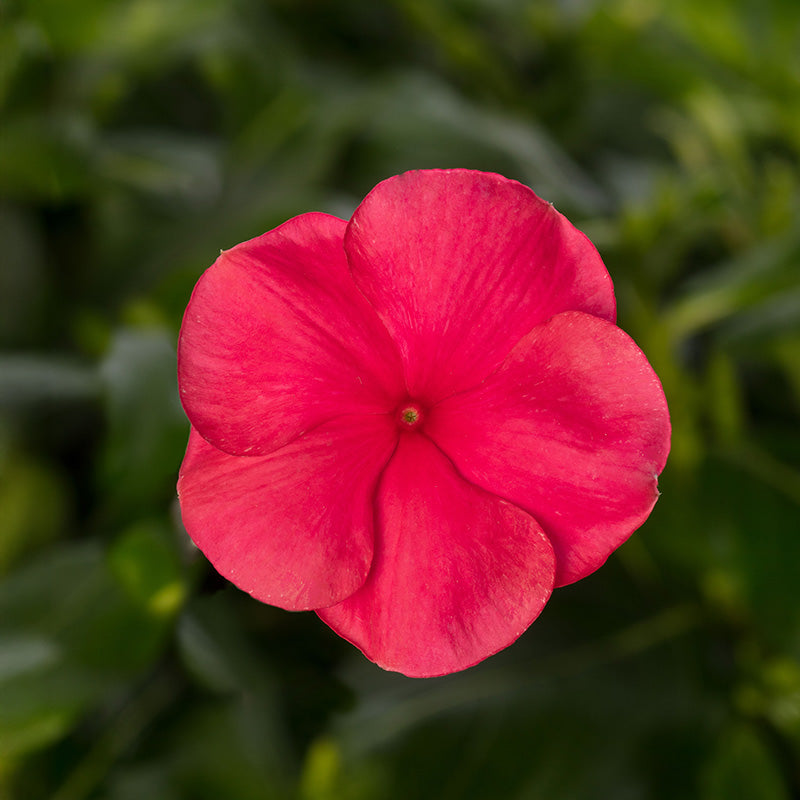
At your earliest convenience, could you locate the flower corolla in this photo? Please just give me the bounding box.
[177,169,670,677]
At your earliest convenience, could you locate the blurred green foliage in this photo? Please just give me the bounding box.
[1,0,799,797]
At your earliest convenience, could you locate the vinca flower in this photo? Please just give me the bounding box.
[177,169,670,678]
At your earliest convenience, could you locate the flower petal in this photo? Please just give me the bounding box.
[344,169,615,402]
[178,212,404,456]
[177,414,398,611]
[318,433,556,677]
[427,311,671,587]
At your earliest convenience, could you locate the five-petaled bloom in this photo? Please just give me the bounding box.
[177,169,670,678]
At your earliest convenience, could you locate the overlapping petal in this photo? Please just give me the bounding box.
[344,169,616,402]
[176,168,672,677]
[318,433,556,677]
[426,311,671,587]
[177,414,398,610]
[178,212,404,456]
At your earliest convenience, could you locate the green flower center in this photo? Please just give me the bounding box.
[397,402,425,430]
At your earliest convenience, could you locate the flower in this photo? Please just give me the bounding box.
[177,169,671,678]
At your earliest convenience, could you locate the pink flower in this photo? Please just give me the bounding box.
[177,169,670,678]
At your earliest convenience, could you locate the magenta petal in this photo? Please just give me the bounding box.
[427,311,671,587]
[344,169,615,401]
[178,212,404,456]
[177,415,398,610]
[318,434,556,677]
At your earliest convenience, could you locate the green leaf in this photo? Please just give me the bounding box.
[0,113,94,201]
[0,538,180,759]
[0,450,68,574]
[702,724,790,800]
[108,521,186,618]
[98,327,188,520]
[97,131,221,205]
[666,230,800,339]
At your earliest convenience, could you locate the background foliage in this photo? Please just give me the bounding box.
[1,0,800,797]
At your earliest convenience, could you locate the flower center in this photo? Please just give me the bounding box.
[396,402,425,430]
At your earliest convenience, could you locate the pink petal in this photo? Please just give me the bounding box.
[318,433,556,677]
[177,414,398,610]
[426,311,671,587]
[344,169,615,403]
[178,213,404,456]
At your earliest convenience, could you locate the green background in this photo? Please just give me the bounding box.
[2,0,800,797]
